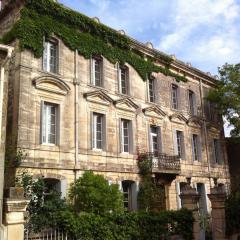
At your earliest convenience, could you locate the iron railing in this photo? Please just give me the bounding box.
[24,228,74,240]
[138,152,181,173]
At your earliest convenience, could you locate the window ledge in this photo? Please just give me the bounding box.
[40,70,61,78]
[88,84,105,91]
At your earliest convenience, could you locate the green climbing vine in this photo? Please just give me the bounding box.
[1,0,187,82]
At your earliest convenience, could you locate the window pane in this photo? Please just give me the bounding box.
[189,91,195,115]
[172,85,178,109]
[122,120,130,153]
[43,41,58,73]
[93,113,103,149]
[42,103,57,144]
[192,135,198,161]
[149,79,155,102]
[120,67,128,94]
[150,126,158,153]
[94,59,102,87]
[176,131,182,157]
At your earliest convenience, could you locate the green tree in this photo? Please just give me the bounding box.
[69,171,124,215]
[208,63,240,136]
[16,171,67,233]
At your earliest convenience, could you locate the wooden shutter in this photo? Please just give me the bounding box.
[217,140,224,164]
[102,115,106,151]
[56,104,60,145]
[43,41,48,71]
[131,182,138,211]
[119,119,123,153]
[157,126,162,153]
[181,132,185,160]
[90,112,94,149]
[40,101,44,144]
[197,136,202,161]
[191,135,195,161]
[173,130,178,155]
[90,58,94,85]
[129,121,133,154]
[175,181,181,209]
[60,179,67,199]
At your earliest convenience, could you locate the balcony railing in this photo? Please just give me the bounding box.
[138,152,181,174]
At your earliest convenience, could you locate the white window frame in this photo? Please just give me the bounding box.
[119,65,129,95]
[192,134,199,161]
[188,90,196,115]
[171,84,179,110]
[148,78,155,103]
[149,125,161,153]
[43,40,58,73]
[175,130,184,159]
[92,113,104,150]
[120,119,132,153]
[91,56,103,87]
[41,102,58,145]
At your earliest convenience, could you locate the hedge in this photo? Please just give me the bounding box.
[55,208,194,240]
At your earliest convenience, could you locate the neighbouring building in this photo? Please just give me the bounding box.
[0,44,14,239]
[0,0,230,214]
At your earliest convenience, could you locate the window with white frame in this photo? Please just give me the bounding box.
[149,125,161,153]
[213,139,223,164]
[121,119,132,153]
[148,78,155,103]
[92,113,104,150]
[171,84,179,110]
[91,56,103,87]
[119,65,129,95]
[43,40,58,73]
[188,90,196,115]
[41,102,58,145]
[175,130,184,158]
[192,134,201,161]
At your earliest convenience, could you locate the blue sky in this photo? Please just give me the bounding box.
[58,0,240,75]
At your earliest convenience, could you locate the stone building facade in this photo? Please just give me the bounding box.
[0,0,230,213]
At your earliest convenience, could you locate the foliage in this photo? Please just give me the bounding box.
[69,171,124,215]
[207,63,240,136]
[225,190,240,235]
[0,0,187,82]
[137,154,166,212]
[56,208,194,240]
[16,171,67,233]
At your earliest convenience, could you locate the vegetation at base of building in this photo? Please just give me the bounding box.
[0,0,187,82]
[17,170,194,239]
[137,153,166,212]
[208,63,240,137]
[225,190,240,235]
[69,171,124,215]
[56,208,194,240]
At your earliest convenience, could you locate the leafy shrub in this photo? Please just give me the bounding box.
[56,208,193,240]
[69,171,124,215]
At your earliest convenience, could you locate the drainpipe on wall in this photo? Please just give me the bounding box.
[0,44,14,239]
[74,49,79,184]
[199,79,211,187]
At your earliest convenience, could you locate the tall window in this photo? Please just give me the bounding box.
[43,40,58,73]
[92,113,104,150]
[192,134,200,161]
[122,181,133,211]
[176,130,184,158]
[150,125,161,153]
[188,90,195,115]
[121,119,131,153]
[148,78,155,103]
[92,56,103,87]
[171,84,178,109]
[41,102,58,145]
[119,66,129,95]
[213,139,223,164]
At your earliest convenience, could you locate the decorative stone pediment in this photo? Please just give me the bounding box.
[84,90,114,106]
[142,106,167,119]
[169,113,187,124]
[206,122,221,134]
[187,116,203,127]
[33,75,70,95]
[114,97,139,112]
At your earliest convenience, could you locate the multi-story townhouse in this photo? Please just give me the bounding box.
[0,0,230,213]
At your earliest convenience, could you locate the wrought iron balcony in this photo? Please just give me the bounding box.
[138,152,181,174]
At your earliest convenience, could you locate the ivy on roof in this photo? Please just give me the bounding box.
[0,0,187,82]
